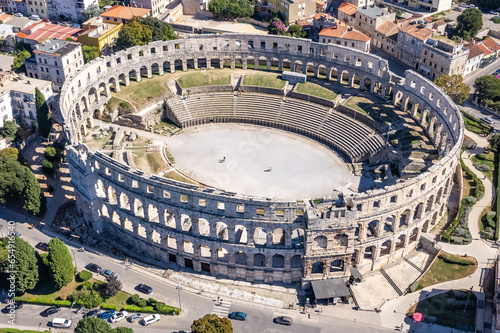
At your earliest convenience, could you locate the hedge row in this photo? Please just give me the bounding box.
[0,329,50,333]
[13,297,72,307]
[461,111,493,135]
[442,198,467,243]
[462,159,485,200]
[101,303,117,310]
[439,253,475,266]
[123,304,180,315]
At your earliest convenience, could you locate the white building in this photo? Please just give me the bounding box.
[26,39,83,92]
[464,43,484,76]
[47,0,98,23]
[0,73,53,128]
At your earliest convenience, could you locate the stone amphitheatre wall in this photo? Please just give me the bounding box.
[60,34,463,284]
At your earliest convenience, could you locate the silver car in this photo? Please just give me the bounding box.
[128,313,144,323]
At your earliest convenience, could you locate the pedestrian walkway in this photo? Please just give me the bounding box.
[211,299,231,318]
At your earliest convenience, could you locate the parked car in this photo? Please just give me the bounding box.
[141,314,161,326]
[42,18,50,22]
[128,313,144,323]
[29,14,40,20]
[100,269,116,279]
[51,318,72,328]
[109,311,128,323]
[85,263,102,274]
[2,302,22,313]
[35,242,49,251]
[274,316,293,326]
[460,2,468,6]
[84,309,101,318]
[228,312,247,320]
[100,310,115,320]
[136,284,153,295]
[14,13,24,17]
[481,116,495,124]
[491,10,499,14]
[468,4,476,7]
[42,306,61,317]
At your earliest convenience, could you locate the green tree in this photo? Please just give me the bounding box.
[115,20,152,51]
[42,159,54,174]
[70,289,103,308]
[268,17,287,35]
[12,236,39,293]
[82,45,100,63]
[78,270,92,282]
[288,24,306,38]
[191,314,233,333]
[82,4,103,20]
[110,327,134,333]
[0,148,19,160]
[435,74,471,104]
[102,275,122,298]
[44,147,57,161]
[0,156,28,204]
[1,121,18,139]
[35,88,51,138]
[475,75,500,101]
[138,17,176,41]
[455,8,483,40]
[75,317,112,333]
[490,134,500,151]
[23,168,44,215]
[47,238,74,289]
[208,0,253,19]
[11,50,31,73]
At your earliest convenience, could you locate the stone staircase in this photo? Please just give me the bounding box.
[380,268,403,296]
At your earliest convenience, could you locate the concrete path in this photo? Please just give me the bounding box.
[380,129,497,332]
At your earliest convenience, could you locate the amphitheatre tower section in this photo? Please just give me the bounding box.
[60,34,464,285]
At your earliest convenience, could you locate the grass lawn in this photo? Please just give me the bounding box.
[177,70,230,88]
[415,252,477,290]
[115,75,168,108]
[243,73,285,89]
[472,150,495,180]
[152,120,176,132]
[1,329,50,333]
[22,277,82,301]
[105,291,130,309]
[390,128,422,148]
[146,152,168,174]
[164,170,197,184]
[296,82,337,100]
[408,290,476,330]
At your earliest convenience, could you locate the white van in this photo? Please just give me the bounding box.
[141,314,160,326]
[52,318,72,328]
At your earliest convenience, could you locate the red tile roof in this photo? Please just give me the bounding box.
[100,5,151,20]
[465,43,484,59]
[475,43,492,56]
[399,23,434,41]
[16,23,82,42]
[482,37,500,52]
[338,2,357,16]
[320,25,370,42]
[376,21,399,37]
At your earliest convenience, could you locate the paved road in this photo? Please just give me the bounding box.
[463,57,500,87]
[0,209,395,332]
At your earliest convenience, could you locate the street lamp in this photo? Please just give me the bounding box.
[176,283,183,313]
[71,248,79,273]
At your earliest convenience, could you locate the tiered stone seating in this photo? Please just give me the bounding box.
[165,92,386,161]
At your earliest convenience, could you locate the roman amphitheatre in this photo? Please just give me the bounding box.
[59,34,463,292]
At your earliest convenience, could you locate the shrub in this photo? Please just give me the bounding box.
[42,159,54,174]
[44,147,57,161]
[123,304,180,315]
[93,280,105,291]
[101,303,117,310]
[137,299,147,307]
[473,162,490,172]
[147,298,157,306]
[465,196,476,205]
[129,294,140,304]
[78,270,92,282]
[81,281,92,290]
[450,236,464,244]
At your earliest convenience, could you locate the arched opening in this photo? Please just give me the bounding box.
[107,186,117,204]
[148,205,159,223]
[313,236,327,250]
[272,228,285,245]
[119,193,130,210]
[341,71,349,85]
[291,229,305,248]
[235,251,247,265]
[254,253,266,267]
[235,225,247,244]
[396,235,405,250]
[181,214,192,233]
[311,261,324,274]
[384,216,394,233]
[380,240,391,256]
[111,211,120,225]
[272,254,285,268]
[200,244,211,258]
[164,209,175,228]
[133,198,144,218]
[253,227,267,246]
[291,255,303,268]
[351,74,360,88]
[400,209,410,228]
[217,248,229,262]
[198,218,210,237]
[95,179,106,198]
[330,259,343,272]
[167,236,177,249]
[363,246,373,260]
[216,222,229,241]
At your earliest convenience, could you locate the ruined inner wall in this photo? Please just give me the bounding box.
[60,34,463,283]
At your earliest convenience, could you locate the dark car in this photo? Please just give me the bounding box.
[86,263,102,274]
[84,309,101,318]
[35,242,49,251]
[228,312,247,320]
[2,302,22,313]
[128,313,144,323]
[42,306,60,317]
[136,284,153,295]
[100,310,115,320]
[274,316,293,326]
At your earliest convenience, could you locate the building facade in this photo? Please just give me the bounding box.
[396,23,434,68]
[0,73,53,128]
[26,39,83,92]
[405,0,452,12]
[47,0,98,22]
[319,24,371,52]
[27,0,48,19]
[463,43,484,76]
[417,37,469,80]
[266,0,316,24]
[79,16,122,55]
[7,0,28,15]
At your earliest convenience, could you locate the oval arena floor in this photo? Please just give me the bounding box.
[166,124,361,200]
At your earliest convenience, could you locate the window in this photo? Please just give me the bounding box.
[261,41,266,49]
[352,43,355,47]
[163,190,170,199]
[390,196,397,203]
[150,47,155,53]
[163,45,168,52]
[236,205,245,213]
[373,201,380,208]
[199,199,206,207]
[256,208,265,215]
[248,40,254,49]
[273,42,277,49]
[56,69,59,75]
[275,209,284,216]
[147,185,154,193]
[420,183,426,190]
[180,194,188,203]
[297,45,302,52]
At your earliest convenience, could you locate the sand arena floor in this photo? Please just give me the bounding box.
[166,124,361,200]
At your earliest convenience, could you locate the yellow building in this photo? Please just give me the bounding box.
[78,17,122,56]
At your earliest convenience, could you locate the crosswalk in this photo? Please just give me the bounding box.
[211,300,231,318]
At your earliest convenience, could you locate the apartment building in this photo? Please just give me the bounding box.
[266,0,316,24]
[463,43,484,76]
[7,0,28,16]
[78,16,121,55]
[47,0,98,22]
[396,22,434,68]
[404,0,452,13]
[25,39,83,92]
[0,73,53,128]
[373,21,399,57]
[417,37,469,80]
[131,0,172,17]
[27,0,48,19]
